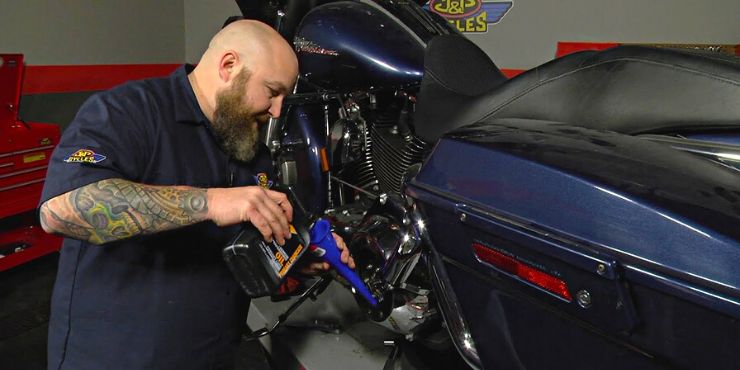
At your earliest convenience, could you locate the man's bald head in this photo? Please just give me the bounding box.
[187,19,298,162]
[202,20,278,67]
[189,19,297,117]
[195,19,297,82]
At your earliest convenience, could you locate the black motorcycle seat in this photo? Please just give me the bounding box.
[415,35,740,142]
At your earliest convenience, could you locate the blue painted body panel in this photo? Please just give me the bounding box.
[406,118,740,368]
[410,118,740,307]
[282,104,329,215]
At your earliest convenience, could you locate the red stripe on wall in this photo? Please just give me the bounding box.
[22,64,181,94]
[501,69,525,78]
[21,63,528,94]
[556,42,620,58]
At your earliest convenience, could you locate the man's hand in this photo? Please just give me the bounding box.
[207,186,293,245]
[299,233,355,274]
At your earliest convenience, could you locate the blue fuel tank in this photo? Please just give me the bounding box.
[294,1,454,91]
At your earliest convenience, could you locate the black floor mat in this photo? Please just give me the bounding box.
[0,253,271,370]
[0,253,57,370]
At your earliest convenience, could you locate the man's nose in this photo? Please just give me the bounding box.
[269,96,284,118]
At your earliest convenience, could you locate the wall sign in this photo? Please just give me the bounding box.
[428,0,513,33]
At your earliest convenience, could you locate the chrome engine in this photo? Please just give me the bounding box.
[335,94,429,198]
[346,189,483,368]
[347,193,440,338]
[331,94,435,328]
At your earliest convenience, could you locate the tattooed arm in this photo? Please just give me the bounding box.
[39,178,295,245]
[39,178,209,245]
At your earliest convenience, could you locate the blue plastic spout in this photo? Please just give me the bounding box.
[309,219,379,307]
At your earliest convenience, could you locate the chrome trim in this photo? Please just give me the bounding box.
[0,162,14,169]
[279,160,298,186]
[0,178,45,192]
[274,9,286,33]
[408,193,481,368]
[0,165,48,179]
[0,145,54,158]
[262,116,282,155]
[428,247,482,370]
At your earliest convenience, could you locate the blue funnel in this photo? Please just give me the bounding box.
[309,219,378,307]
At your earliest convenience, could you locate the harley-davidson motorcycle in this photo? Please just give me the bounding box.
[234,1,740,369]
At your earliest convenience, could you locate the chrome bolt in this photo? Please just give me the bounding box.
[596,263,607,275]
[379,194,388,205]
[402,218,410,225]
[576,290,592,308]
[459,213,467,222]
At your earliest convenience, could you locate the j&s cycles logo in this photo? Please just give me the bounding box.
[254,172,274,189]
[64,149,107,164]
[428,0,513,33]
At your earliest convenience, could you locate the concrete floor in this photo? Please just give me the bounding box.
[248,280,471,370]
[1,254,468,370]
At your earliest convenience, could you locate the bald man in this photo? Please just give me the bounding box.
[38,20,351,370]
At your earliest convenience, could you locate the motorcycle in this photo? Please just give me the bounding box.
[233,1,740,369]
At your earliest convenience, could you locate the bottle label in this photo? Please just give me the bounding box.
[260,225,305,278]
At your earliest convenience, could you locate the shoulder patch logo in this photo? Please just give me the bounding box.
[254,172,273,189]
[64,149,107,164]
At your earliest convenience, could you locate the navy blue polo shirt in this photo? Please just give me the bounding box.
[40,65,274,370]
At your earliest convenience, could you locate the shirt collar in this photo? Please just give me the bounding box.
[173,64,210,125]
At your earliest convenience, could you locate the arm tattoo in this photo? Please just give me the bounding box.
[40,202,93,241]
[42,178,208,244]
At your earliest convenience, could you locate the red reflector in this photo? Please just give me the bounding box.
[472,243,572,302]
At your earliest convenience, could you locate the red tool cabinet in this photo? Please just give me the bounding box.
[0,54,62,271]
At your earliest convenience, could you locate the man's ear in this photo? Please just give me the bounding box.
[218,50,239,82]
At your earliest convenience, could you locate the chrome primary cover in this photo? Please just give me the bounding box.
[349,193,425,321]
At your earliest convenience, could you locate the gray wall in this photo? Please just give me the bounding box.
[468,0,740,69]
[184,0,241,64]
[180,0,739,70]
[1,0,737,68]
[0,0,185,65]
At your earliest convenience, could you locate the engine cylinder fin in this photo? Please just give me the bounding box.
[340,127,379,192]
[370,124,428,194]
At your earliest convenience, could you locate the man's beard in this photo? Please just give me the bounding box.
[211,68,269,162]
